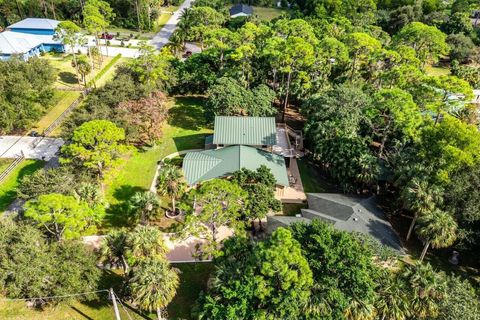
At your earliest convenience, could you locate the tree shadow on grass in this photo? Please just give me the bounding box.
[172,134,209,153]
[167,263,214,320]
[0,160,45,211]
[70,306,94,320]
[103,185,145,228]
[59,71,78,84]
[167,97,210,131]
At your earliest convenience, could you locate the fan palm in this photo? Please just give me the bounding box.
[401,178,443,241]
[168,32,185,57]
[157,162,186,213]
[416,209,457,261]
[75,182,103,206]
[127,225,167,265]
[345,298,375,320]
[100,230,129,274]
[128,191,161,225]
[401,262,447,318]
[128,258,179,320]
[374,272,410,320]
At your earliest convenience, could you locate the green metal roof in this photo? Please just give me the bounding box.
[212,116,277,146]
[183,145,289,186]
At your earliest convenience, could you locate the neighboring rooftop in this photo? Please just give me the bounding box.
[303,193,403,251]
[7,18,60,30]
[182,145,289,186]
[213,116,277,146]
[267,193,404,252]
[0,31,60,55]
[229,4,254,17]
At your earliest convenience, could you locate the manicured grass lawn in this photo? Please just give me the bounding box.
[33,91,82,134]
[252,6,286,20]
[103,27,156,40]
[425,65,451,76]
[297,158,338,193]
[42,54,113,89]
[0,160,45,212]
[102,96,212,229]
[0,159,13,173]
[155,6,179,32]
[95,57,129,87]
[168,262,213,319]
[0,262,213,320]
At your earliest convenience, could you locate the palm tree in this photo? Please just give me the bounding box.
[345,298,375,320]
[128,191,161,225]
[75,55,92,87]
[74,182,103,207]
[54,21,83,89]
[100,230,129,274]
[374,272,410,320]
[168,32,185,57]
[416,209,457,262]
[157,162,186,214]
[401,262,447,318]
[128,258,179,320]
[401,178,443,241]
[127,225,168,265]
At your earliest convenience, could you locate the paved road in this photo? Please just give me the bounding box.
[150,0,196,49]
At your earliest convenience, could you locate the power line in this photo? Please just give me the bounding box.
[0,289,110,301]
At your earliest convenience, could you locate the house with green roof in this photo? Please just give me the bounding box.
[211,116,277,147]
[183,145,289,187]
[183,116,292,194]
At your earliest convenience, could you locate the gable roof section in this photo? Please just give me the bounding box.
[302,193,404,252]
[183,145,289,186]
[213,116,277,146]
[7,18,60,30]
[230,4,253,16]
[182,152,222,186]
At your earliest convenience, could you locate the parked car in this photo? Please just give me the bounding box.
[182,51,192,58]
[99,33,114,40]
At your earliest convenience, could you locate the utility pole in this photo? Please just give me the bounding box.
[110,288,121,320]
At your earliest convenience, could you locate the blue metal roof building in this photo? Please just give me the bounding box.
[7,18,60,35]
[0,18,64,61]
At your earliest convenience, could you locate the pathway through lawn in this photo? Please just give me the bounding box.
[102,96,212,229]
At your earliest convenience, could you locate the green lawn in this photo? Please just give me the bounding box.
[0,262,213,320]
[102,96,212,229]
[252,6,286,20]
[33,91,82,134]
[168,263,213,319]
[95,57,129,87]
[155,6,179,32]
[0,160,45,212]
[102,27,156,40]
[297,158,338,193]
[0,159,13,173]
[425,65,451,76]
[42,54,113,90]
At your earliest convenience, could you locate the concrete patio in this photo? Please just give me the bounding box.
[275,157,307,203]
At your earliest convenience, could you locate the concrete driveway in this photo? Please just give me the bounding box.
[150,0,196,49]
[0,136,64,161]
